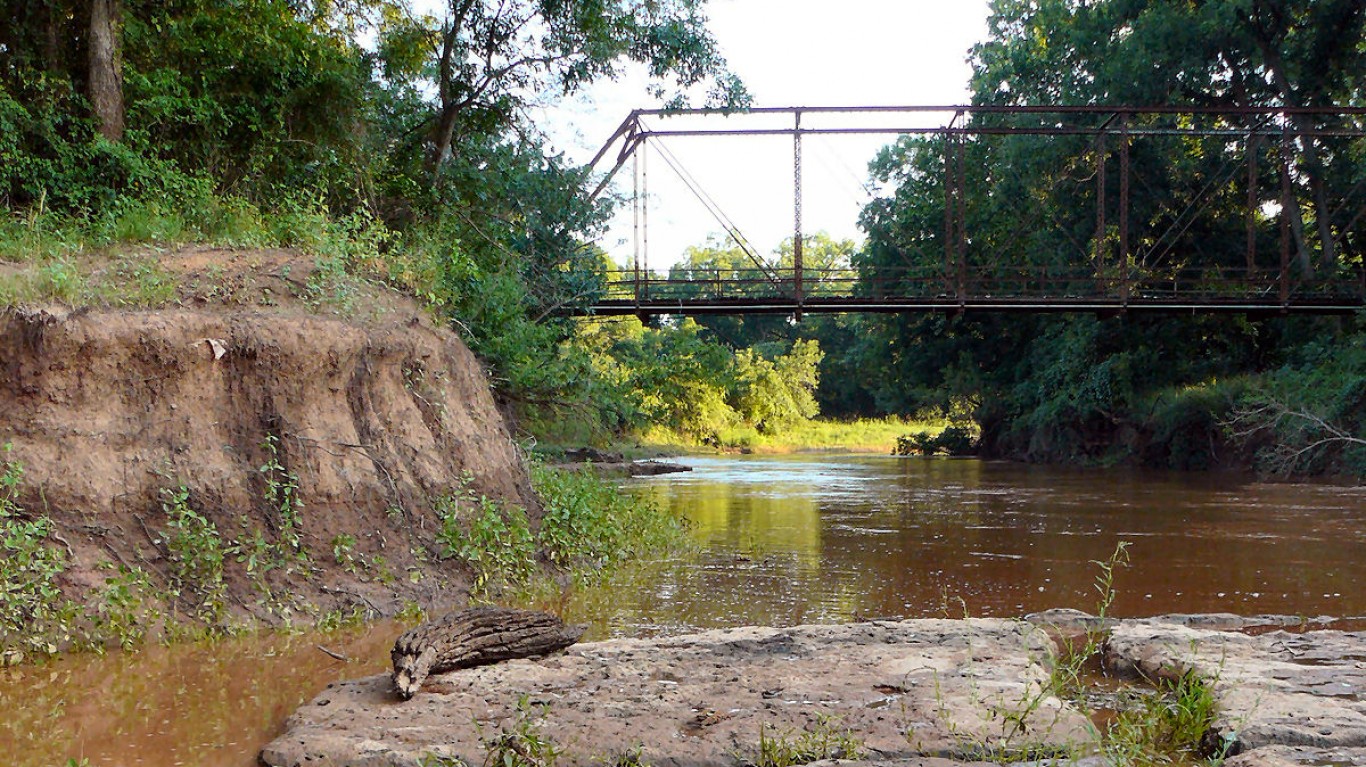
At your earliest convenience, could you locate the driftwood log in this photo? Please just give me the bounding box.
[391,606,585,699]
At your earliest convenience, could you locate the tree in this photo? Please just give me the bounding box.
[409,0,748,177]
[88,0,125,141]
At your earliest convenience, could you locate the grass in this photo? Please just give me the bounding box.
[1104,671,1223,766]
[637,416,947,454]
[478,696,562,767]
[0,191,385,313]
[749,716,866,767]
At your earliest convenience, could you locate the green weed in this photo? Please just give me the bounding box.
[1104,671,1222,766]
[531,463,684,578]
[396,600,427,624]
[479,696,562,767]
[315,606,367,632]
[331,533,360,574]
[749,715,865,767]
[259,434,306,562]
[435,487,537,594]
[158,485,227,623]
[89,563,155,651]
[0,444,73,654]
[1050,541,1130,699]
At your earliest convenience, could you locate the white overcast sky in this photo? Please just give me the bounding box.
[533,0,994,270]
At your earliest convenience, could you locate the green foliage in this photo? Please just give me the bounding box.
[749,715,866,767]
[732,340,823,434]
[331,533,360,574]
[259,434,305,560]
[435,481,538,594]
[577,316,832,444]
[531,464,684,577]
[0,445,72,653]
[1225,331,1366,478]
[479,696,562,767]
[895,425,979,456]
[158,486,227,623]
[1104,671,1222,767]
[89,564,156,652]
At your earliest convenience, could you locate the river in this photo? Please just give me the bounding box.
[5,453,1363,766]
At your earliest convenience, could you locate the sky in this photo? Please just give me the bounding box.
[535,0,994,271]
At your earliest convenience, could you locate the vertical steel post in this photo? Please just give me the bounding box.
[1095,130,1107,278]
[642,140,650,302]
[955,132,967,303]
[943,130,955,294]
[1246,132,1259,278]
[632,150,641,311]
[1278,132,1292,307]
[1119,114,1130,305]
[793,110,804,318]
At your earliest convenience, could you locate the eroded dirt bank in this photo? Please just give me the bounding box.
[263,615,1366,767]
[0,248,536,631]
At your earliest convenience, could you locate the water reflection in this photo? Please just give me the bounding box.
[563,454,1366,638]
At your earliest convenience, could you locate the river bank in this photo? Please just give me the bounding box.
[262,612,1366,767]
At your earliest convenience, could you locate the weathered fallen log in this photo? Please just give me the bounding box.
[391,606,585,699]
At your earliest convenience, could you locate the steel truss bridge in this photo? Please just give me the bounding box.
[582,105,1366,317]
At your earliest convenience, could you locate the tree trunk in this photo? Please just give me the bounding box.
[391,606,585,699]
[1250,14,1337,274]
[427,103,460,178]
[88,0,124,142]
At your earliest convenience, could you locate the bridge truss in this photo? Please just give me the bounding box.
[583,105,1366,317]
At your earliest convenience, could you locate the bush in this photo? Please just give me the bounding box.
[894,425,979,456]
[532,464,683,577]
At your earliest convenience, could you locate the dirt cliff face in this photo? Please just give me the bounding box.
[0,248,538,625]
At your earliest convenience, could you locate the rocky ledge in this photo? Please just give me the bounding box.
[262,616,1366,767]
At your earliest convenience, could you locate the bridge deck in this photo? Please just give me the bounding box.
[583,268,1366,316]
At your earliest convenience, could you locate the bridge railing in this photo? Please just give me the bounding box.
[595,264,1366,307]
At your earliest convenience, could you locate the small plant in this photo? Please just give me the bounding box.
[750,715,865,767]
[602,746,650,767]
[531,463,686,579]
[90,563,155,651]
[315,606,366,631]
[1104,670,1221,766]
[159,485,227,623]
[434,488,537,594]
[259,434,306,560]
[396,600,427,624]
[331,533,360,574]
[0,444,73,653]
[1050,541,1131,699]
[480,696,562,767]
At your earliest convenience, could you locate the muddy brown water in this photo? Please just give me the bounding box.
[7,453,1364,767]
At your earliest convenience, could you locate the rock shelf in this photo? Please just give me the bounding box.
[262,616,1366,767]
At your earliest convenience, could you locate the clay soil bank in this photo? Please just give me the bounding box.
[1,247,536,637]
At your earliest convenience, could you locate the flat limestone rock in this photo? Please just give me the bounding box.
[1105,623,1366,751]
[1224,745,1366,767]
[262,619,1095,767]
